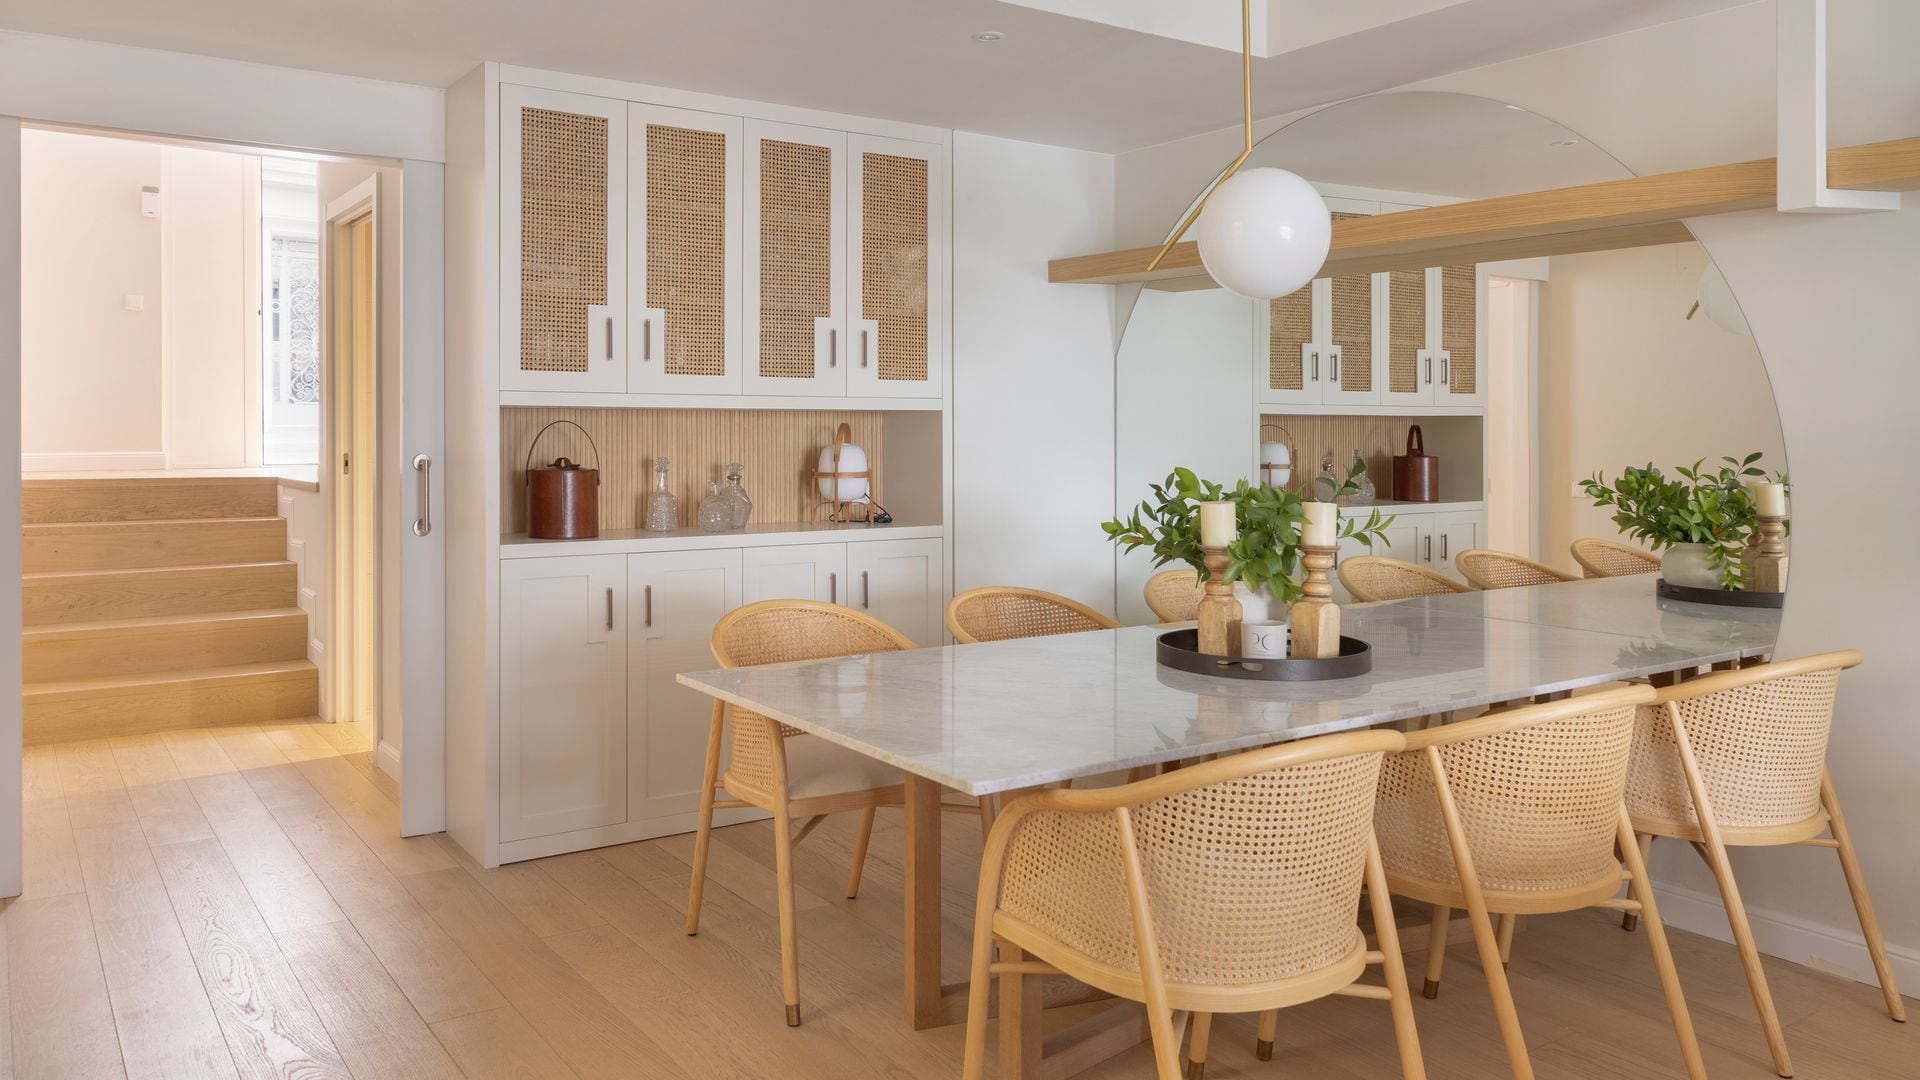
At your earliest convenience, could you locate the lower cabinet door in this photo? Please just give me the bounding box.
[500,554,628,842]
[630,549,743,827]
[742,543,846,605]
[845,537,943,645]
[1432,511,1482,581]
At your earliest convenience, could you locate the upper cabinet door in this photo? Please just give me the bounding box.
[1321,209,1380,406]
[502,86,629,393]
[846,135,944,398]
[628,104,742,395]
[1255,286,1320,406]
[1379,266,1434,406]
[1435,263,1486,406]
[743,120,846,396]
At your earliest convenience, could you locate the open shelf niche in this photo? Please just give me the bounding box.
[1262,412,1484,505]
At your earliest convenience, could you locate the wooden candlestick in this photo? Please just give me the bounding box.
[1290,546,1341,660]
[1195,548,1243,657]
[1749,516,1788,593]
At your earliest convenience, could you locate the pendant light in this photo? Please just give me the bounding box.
[1146,0,1330,300]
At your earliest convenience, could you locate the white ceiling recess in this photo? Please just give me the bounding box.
[1,0,1759,152]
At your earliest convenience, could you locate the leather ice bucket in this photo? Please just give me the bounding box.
[1392,424,1439,503]
[525,420,601,539]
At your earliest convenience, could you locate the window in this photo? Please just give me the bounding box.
[261,159,320,464]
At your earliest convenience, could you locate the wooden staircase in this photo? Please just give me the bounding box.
[22,477,319,744]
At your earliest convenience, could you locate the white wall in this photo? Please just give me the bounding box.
[1113,0,1920,988]
[952,132,1119,614]
[279,482,327,711]
[1,116,25,897]
[163,145,258,467]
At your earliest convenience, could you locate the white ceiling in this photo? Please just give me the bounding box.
[0,0,1758,152]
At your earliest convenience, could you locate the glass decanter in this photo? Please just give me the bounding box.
[721,462,753,529]
[1349,448,1376,504]
[644,456,679,531]
[697,481,731,533]
[1316,450,1339,501]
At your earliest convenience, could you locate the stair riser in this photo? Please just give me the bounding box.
[23,478,280,523]
[24,564,297,626]
[26,614,309,682]
[25,518,287,572]
[24,668,319,746]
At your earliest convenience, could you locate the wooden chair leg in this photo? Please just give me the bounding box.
[772,798,803,1026]
[1496,914,1516,967]
[845,805,877,899]
[1255,1009,1278,1061]
[1185,1012,1213,1080]
[1423,905,1450,998]
[960,927,998,1080]
[996,941,1043,1078]
[1823,772,1907,1022]
[1367,835,1428,1080]
[978,794,997,844]
[1623,832,1653,931]
[1619,807,1707,1080]
[684,705,724,936]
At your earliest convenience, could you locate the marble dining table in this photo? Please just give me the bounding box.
[676,573,1780,1062]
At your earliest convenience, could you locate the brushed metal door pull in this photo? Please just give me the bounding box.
[829,572,838,604]
[605,587,614,630]
[861,570,870,609]
[644,585,653,628]
[411,454,432,537]
[605,317,614,361]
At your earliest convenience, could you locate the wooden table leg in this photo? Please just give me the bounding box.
[904,772,945,1030]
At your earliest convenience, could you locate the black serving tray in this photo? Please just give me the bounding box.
[1656,578,1786,609]
[1156,628,1372,682]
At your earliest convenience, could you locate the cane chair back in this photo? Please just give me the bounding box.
[710,600,915,796]
[1570,537,1661,579]
[1143,568,1207,623]
[1627,651,1860,842]
[1338,556,1471,603]
[1455,548,1580,591]
[1377,686,1653,909]
[945,586,1120,644]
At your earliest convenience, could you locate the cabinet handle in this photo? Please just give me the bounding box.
[643,585,652,628]
[1425,535,1433,563]
[861,327,870,369]
[1311,349,1320,382]
[1441,534,1449,560]
[829,328,838,368]
[1424,352,1432,385]
[605,587,614,630]
[605,317,614,361]
[642,316,652,362]
[1330,349,1339,384]
[829,572,838,605]
[411,453,432,537]
[861,570,870,609]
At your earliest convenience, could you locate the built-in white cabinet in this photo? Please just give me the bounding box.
[740,537,944,645]
[1380,258,1485,408]
[742,542,844,605]
[629,549,744,825]
[628,104,743,394]
[1335,506,1485,590]
[1431,510,1481,578]
[499,554,629,841]
[501,87,629,394]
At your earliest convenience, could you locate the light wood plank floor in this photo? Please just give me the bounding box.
[5,719,1912,1079]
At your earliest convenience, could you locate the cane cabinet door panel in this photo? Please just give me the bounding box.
[628,103,742,394]
[744,120,846,396]
[502,86,629,393]
[846,134,943,399]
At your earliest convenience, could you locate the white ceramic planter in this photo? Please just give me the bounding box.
[1661,543,1724,589]
[1233,582,1275,622]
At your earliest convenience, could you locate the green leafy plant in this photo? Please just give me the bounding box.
[1580,452,1779,589]
[1102,463,1393,604]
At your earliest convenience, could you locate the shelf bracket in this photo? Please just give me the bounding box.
[1777,0,1899,213]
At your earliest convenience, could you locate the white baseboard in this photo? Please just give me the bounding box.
[22,451,166,471]
[1653,880,1919,992]
[375,740,401,783]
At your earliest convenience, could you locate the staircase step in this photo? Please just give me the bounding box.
[24,660,319,745]
[25,608,309,682]
[23,476,280,523]
[24,516,288,572]
[24,562,297,626]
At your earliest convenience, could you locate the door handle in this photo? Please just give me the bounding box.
[1425,535,1433,563]
[861,327,870,368]
[642,316,652,362]
[1424,352,1432,385]
[1310,349,1320,382]
[1438,350,1449,387]
[605,587,614,630]
[605,316,614,361]
[1441,534,1449,560]
[411,454,432,537]
[829,328,838,368]
[643,585,653,628]
[1330,348,1339,384]
[829,572,838,605]
[861,570,870,609]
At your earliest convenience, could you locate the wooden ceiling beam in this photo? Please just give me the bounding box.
[1050,135,1920,288]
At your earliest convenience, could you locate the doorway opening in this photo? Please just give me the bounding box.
[325,178,380,750]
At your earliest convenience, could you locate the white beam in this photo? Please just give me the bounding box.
[1777,0,1899,213]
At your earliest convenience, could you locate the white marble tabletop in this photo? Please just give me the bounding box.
[677,576,1781,796]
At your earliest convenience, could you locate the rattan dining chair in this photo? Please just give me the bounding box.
[686,599,984,1027]
[1337,556,1472,603]
[945,585,1121,644]
[1143,568,1207,623]
[1570,537,1661,578]
[1622,651,1901,1078]
[961,729,1424,1080]
[1455,548,1581,591]
[1371,685,1705,1080]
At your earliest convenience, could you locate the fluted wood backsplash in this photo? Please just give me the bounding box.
[1260,413,1482,503]
[501,408,886,533]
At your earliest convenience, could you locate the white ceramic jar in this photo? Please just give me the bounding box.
[1661,542,1724,589]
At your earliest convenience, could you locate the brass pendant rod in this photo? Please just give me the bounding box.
[1146,0,1258,272]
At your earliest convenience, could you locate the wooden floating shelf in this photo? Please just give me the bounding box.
[1053,136,1920,289]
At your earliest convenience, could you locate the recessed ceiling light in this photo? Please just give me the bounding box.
[972,30,1006,43]
[1549,138,1581,148]
[1505,104,1528,111]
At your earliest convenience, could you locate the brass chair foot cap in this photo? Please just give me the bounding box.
[785,1004,801,1027]
[1422,979,1440,999]
[1255,1039,1274,1061]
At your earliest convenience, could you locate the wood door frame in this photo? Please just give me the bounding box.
[322,176,380,743]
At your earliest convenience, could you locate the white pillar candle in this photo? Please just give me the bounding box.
[1301,501,1338,548]
[1197,500,1238,547]
[1748,480,1788,518]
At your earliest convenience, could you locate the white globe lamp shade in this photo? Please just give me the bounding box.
[1259,441,1292,488]
[816,439,870,503]
[1696,262,1751,337]
[1194,167,1331,300]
